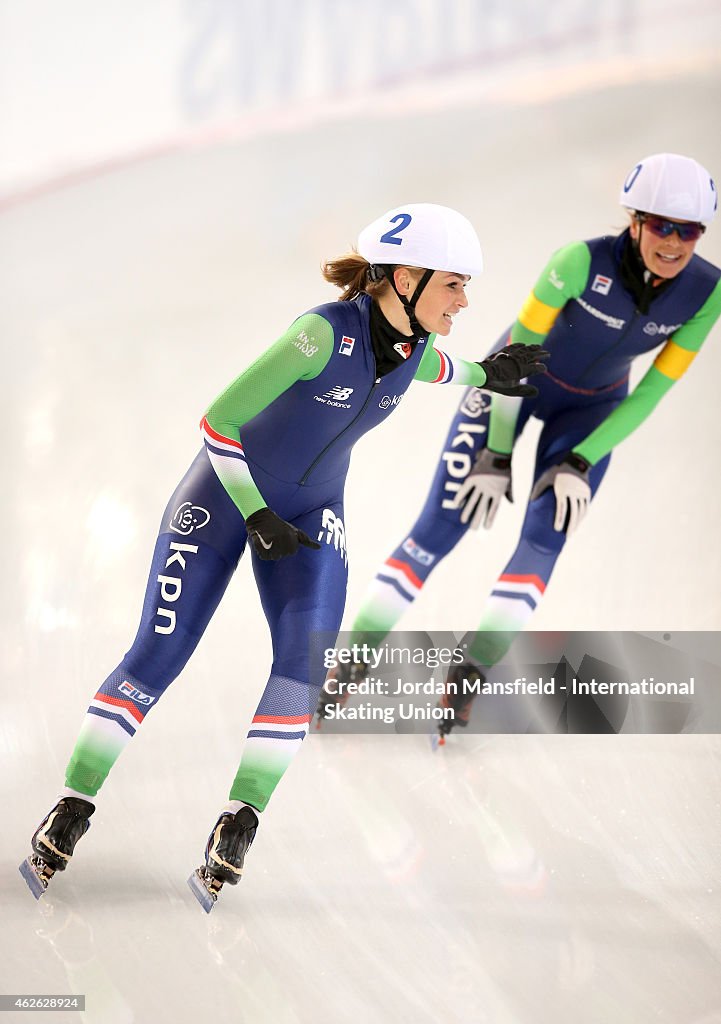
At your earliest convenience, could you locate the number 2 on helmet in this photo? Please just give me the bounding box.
[380,213,413,246]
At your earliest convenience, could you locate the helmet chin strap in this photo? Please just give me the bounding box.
[632,215,662,282]
[371,265,435,336]
[626,216,669,314]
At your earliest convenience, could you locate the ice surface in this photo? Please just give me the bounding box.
[2,46,720,1024]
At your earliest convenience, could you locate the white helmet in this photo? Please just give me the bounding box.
[357,203,483,277]
[620,153,717,225]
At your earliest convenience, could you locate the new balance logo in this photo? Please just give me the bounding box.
[314,385,354,409]
[325,386,353,401]
[317,508,348,566]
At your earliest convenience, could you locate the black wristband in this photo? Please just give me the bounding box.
[563,452,591,474]
[487,449,512,471]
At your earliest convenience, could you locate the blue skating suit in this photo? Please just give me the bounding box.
[67,295,435,808]
[354,231,720,666]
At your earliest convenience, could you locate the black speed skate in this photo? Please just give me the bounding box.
[19,797,95,899]
[315,661,367,726]
[188,806,258,913]
[434,662,485,748]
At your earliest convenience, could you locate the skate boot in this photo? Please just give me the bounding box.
[19,797,95,899]
[435,662,485,746]
[315,661,368,726]
[187,806,259,913]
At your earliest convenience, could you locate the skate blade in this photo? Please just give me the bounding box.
[19,857,51,900]
[187,868,222,914]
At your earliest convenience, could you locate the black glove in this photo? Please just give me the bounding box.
[478,343,549,397]
[245,507,321,561]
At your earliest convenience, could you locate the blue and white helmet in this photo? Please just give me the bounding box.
[620,153,717,226]
[358,203,483,276]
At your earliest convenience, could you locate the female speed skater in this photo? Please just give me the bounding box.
[20,203,548,910]
[320,154,721,742]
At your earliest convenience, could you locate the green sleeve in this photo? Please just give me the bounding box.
[664,276,721,353]
[414,336,488,386]
[489,240,592,453]
[203,313,334,516]
[573,365,674,465]
[574,278,721,464]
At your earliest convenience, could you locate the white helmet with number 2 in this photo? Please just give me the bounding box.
[620,153,717,225]
[358,203,483,277]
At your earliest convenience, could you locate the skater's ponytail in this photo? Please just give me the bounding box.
[321,250,389,302]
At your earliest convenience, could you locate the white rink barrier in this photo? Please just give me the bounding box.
[1,0,719,203]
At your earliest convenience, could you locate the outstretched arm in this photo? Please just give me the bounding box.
[413,339,487,386]
[414,337,548,394]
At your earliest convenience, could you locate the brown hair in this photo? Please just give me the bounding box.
[321,249,389,301]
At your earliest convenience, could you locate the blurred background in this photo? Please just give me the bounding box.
[1,2,720,1022]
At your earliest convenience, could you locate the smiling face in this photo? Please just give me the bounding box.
[406,270,470,336]
[629,214,700,279]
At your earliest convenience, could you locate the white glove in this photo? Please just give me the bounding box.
[453,447,513,530]
[530,453,592,535]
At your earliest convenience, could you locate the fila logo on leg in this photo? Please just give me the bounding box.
[118,681,156,706]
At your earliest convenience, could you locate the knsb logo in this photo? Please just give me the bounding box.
[460,387,492,419]
[169,502,211,536]
[339,335,355,356]
[118,681,155,706]
[379,394,403,410]
[591,274,612,296]
[402,537,435,567]
[293,329,319,358]
[317,508,348,567]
